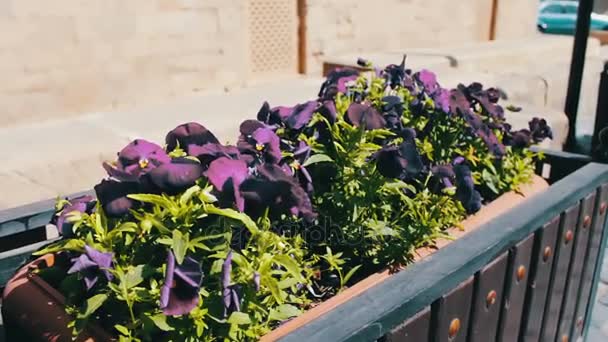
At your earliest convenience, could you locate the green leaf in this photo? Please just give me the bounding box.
[127,193,175,210]
[268,304,301,321]
[205,206,258,234]
[114,324,130,336]
[77,293,108,319]
[199,189,218,203]
[343,265,362,285]
[227,312,251,325]
[148,313,175,331]
[302,154,334,167]
[172,230,188,265]
[180,185,200,205]
[33,239,85,256]
[123,265,145,289]
[274,255,305,282]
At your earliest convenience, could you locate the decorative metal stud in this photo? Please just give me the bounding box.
[517,265,526,281]
[448,318,460,339]
[486,290,497,308]
[583,215,591,228]
[565,230,574,243]
[561,334,568,342]
[601,202,607,215]
[543,246,552,262]
[576,316,584,331]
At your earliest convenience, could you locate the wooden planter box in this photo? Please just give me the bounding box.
[0,149,605,342]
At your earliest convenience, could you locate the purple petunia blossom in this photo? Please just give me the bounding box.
[433,88,451,114]
[317,100,337,124]
[374,142,423,180]
[188,143,240,169]
[238,127,282,164]
[414,69,439,95]
[383,56,408,90]
[67,245,113,290]
[318,68,360,99]
[53,195,96,237]
[345,103,386,130]
[431,165,456,189]
[206,157,249,212]
[239,164,316,222]
[528,117,553,143]
[147,157,203,194]
[160,251,203,316]
[165,122,219,152]
[284,101,319,130]
[94,179,139,218]
[222,251,241,317]
[103,139,171,182]
[454,164,482,214]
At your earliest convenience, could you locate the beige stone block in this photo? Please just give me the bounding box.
[495,0,538,40]
[135,10,219,36]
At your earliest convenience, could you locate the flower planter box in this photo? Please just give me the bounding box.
[0,149,606,342]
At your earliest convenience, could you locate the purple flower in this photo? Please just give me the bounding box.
[414,69,439,95]
[257,101,290,126]
[67,245,113,290]
[318,68,360,99]
[222,251,241,317]
[188,143,240,169]
[239,120,269,137]
[459,83,504,120]
[160,251,203,316]
[504,129,532,149]
[53,195,96,237]
[284,101,319,130]
[381,96,404,131]
[433,88,451,113]
[383,56,408,89]
[345,103,386,130]
[431,164,455,190]
[529,118,553,143]
[165,122,219,152]
[94,179,139,218]
[103,139,170,182]
[206,157,249,211]
[238,127,282,164]
[455,164,482,214]
[147,157,203,194]
[374,141,423,180]
[240,164,316,222]
[283,141,314,195]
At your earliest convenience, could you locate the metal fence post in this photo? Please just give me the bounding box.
[564,0,595,152]
[592,62,608,161]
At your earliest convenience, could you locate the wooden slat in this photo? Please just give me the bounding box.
[430,277,474,342]
[495,233,535,342]
[556,192,597,341]
[383,307,430,342]
[540,204,582,341]
[468,252,508,342]
[520,216,561,341]
[572,184,608,339]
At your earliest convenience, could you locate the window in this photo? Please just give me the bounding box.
[564,4,578,14]
[541,4,563,14]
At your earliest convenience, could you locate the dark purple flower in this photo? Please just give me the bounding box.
[240,164,316,222]
[67,245,113,290]
[318,68,360,99]
[381,96,404,132]
[459,83,504,120]
[94,179,139,218]
[449,88,473,117]
[53,195,96,237]
[431,164,455,189]
[414,69,439,95]
[206,157,249,211]
[147,157,203,194]
[433,88,451,113]
[188,143,240,169]
[283,141,314,195]
[239,120,269,137]
[285,101,319,130]
[504,129,532,149]
[160,251,203,316]
[345,103,386,130]
[476,125,506,157]
[317,100,337,124]
[103,139,170,182]
[528,118,553,143]
[374,142,423,180]
[222,251,241,317]
[383,56,408,89]
[238,127,282,164]
[455,164,482,214]
[165,122,219,152]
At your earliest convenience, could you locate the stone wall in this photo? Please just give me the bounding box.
[305,0,538,74]
[0,0,247,127]
[0,0,539,127]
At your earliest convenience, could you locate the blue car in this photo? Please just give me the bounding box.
[538,1,608,34]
